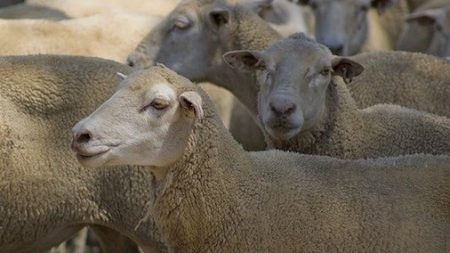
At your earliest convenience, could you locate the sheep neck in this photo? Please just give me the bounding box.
[206,7,282,117]
[268,78,363,159]
[152,97,253,252]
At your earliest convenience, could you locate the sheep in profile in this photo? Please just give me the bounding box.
[0,55,166,253]
[72,65,450,253]
[294,0,408,55]
[397,0,450,58]
[224,33,450,158]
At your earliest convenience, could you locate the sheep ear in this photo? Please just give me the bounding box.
[179,91,204,120]
[223,50,266,72]
[208,8,230,30]
[331,57,364,84]
[371,0,395,14]
[405,9,444,26]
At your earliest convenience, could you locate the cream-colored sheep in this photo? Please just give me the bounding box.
[348,51,450,117]
[26,0,181,17]
[0,3,68,20]
[72,65,450,253]
[0,55,165,253]
[225,33,450,158]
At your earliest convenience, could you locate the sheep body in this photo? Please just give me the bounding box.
[74,66,450,253]
[348,51,450,117]
[0,55,165,253]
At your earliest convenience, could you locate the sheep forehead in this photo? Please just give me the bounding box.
[146,83,177,101]
[266,35,332,67]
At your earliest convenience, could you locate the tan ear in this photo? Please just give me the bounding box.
[223,50,266,72]
[405,8,444,26]
[331,57,364,84]
[371,0,395,14]
[179,91,204,120]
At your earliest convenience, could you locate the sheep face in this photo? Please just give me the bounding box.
[397,5,450,58]
[71,68,204,169]
[224,34,363,141]
[298,0,394,55]
[127,0,230,81]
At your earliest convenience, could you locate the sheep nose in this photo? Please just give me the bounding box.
[327,44,344,55]
[127,58,135,67]
[270,97,296,116]
[72,129,92,148]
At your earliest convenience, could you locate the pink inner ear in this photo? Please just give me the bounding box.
[180,92,204,120]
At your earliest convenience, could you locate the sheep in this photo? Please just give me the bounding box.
[26,0,181,17]
[0,3,68,20]
[0,55,166,253]
[347,50,450,117]
[294,0,408,55]
[396,0,450,58]
[72,65,450,253]
[127,0,286,150]
[224,33,450,158]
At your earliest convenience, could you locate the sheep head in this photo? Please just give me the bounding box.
[224,33,363,141]
[71,66,204,171]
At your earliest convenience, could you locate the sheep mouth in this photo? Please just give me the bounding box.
[74,145,113,162]
[76,149,110,160]
[264,122,301,141]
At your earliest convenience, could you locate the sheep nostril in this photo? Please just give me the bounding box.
[76,131,92,144]
[127,60,135,67]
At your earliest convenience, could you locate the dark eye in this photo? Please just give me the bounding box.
[150,99,170,110]
[320,68,331,76]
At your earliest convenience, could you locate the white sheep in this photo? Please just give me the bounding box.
[72,65,450,253]
[0,55,166,253]
[224,33,450,158]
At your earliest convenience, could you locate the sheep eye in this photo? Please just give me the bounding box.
[172,16,191,31]
[150,99,170,110]
[320,68,331,76]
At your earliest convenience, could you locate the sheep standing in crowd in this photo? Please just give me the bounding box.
[397,0,450,58]
[224,33,450,158]
[72,65,450,253]
[0,55,166,253]
[131,0,450,151]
